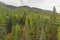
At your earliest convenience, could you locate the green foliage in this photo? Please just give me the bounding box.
[0,17,7,40]
[11,23,20,40]
[0,3,60,40]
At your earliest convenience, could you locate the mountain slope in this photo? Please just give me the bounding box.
[0,2,60,18]
[0,2,52,14]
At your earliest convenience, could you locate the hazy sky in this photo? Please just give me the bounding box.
[0,0,60,13]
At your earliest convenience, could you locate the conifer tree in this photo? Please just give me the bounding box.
[11,23,20,40]
[48,6,58,40]
[0,17,7,40]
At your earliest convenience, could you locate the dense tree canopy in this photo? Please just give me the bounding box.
[0,3,60,40]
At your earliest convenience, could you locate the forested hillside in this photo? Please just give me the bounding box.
[0,2,60,40]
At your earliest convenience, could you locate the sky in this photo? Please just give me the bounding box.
[0,0,60,13]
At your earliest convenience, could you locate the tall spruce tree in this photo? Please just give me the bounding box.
[47,6,58,40]
[11,23,20,40]
[0,17,7,40]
